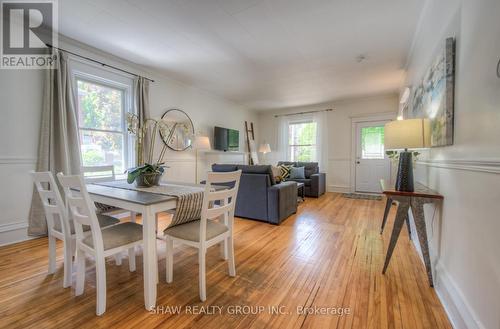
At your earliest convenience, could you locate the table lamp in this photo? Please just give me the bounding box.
[384,118,430,192]
[193,136,211,183]
[258,143,271,164]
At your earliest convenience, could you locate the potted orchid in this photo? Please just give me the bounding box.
[125,113,173,187]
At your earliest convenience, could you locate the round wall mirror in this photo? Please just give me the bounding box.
[159,109,195,151]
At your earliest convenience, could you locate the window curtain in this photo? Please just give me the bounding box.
[276,116,290,162]
[133,77,150,165]
[312,110,329,171]
[28,50,81,236]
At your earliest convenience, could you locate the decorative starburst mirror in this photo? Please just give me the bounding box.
[159,109,195,151]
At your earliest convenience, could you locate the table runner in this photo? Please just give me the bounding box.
[94,180,205,227]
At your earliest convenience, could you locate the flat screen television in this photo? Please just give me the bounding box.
[214,126,239,151]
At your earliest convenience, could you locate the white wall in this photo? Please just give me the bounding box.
[0,36,257,246]
[257,93,398,192]
[404,1,500,328]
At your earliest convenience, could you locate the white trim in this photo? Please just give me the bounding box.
[349,111,397,120]
[434,262,486,329]
[164,158,195,163]
[0,220,28,233]
[328,157,350,161]
[328,184,350,193]
[350,113,396,192]
[417,159,500,175]
[0,157,37,164]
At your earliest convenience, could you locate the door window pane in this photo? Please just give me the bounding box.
[77,80,123,131]
[80,130,125,174]
[361,126,385,159]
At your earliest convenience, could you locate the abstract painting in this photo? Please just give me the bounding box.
[409,37,456,147]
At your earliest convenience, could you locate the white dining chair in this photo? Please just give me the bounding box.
[31,171,121,288]
[82,165,137,224]
[164,170,242,301]
[57,173,144,315]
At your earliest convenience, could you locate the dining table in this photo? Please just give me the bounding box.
[86,182,178,311]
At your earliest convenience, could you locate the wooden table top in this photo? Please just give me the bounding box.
[379,179,443,199]
[87,180,228,205]
[86,184,176,205]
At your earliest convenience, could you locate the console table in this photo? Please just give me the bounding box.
[379,179,443,287]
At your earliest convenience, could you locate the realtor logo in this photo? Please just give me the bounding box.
[1,0,57,68]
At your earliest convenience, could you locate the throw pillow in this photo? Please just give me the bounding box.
[278,164,293,181]
[271,165,282,183]
[289,166,305,179]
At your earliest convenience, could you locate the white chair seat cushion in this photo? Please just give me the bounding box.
[55,214,120,234]
[82,222,143,250]
[164,220,228,242]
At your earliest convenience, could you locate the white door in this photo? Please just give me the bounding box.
[355,121,391,193]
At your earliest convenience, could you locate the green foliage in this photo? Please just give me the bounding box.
[77,80,122,131]
[78,80,125,173]
[126,163,166,184]
[385,150,421,162]
[289,122,317,162]
[82,149,104,165]
[361,126,384,150]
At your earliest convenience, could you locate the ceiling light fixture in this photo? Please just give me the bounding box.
[356,55,366,63]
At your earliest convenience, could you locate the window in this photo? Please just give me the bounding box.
[72,61,134,176]
[288,121,317,162]
[361,126,385,159]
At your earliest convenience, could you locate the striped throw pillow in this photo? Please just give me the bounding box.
[278,164,293,181]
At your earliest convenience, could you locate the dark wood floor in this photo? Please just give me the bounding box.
[0,193,451,328]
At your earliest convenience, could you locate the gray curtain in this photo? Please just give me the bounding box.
[28,50,81,236]
[133,77,150,165]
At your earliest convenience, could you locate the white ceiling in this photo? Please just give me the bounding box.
[59,0,424,110]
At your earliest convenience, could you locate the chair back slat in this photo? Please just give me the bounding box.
[206,203,233,220]
[206,188,235,202]
[81,165,116,183]
[57,173,105,251]
[199,170,241,244]
[30,171,69,237]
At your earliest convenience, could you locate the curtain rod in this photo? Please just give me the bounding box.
[45,44,155,83]
[274,108,333,118]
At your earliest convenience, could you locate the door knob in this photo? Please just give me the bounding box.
[356,161,360,164]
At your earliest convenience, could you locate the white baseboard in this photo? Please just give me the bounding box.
[0,220,34,246]
[328,184,351,193]
[434,262,485,329]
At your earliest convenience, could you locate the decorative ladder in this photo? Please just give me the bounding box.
[245,121,255,165]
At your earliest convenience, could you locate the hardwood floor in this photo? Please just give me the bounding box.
[0,193,451,329]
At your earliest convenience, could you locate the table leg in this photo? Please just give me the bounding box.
[411,199,434,287]
[380,197,392,234]
[405,214,412,240]
[382,199,410,274]
[142,207,157,310]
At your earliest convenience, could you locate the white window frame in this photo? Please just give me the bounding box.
[287,119,318,162]
[70,58,135,178]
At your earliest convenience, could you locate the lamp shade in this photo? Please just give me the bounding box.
[385,118,431,150]
[258,143,271,154]
[193,136,211,150]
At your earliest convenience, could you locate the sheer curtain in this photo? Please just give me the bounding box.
[28,50,81,236]
[312,110,329,171]
[276,116,290,162]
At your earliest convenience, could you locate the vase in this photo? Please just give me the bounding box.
[135,172,162,187]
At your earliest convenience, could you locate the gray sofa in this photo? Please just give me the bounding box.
[277,161,326,197]
[211,164,297,225]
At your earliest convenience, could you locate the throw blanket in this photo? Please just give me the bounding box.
[95,181,205,228]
